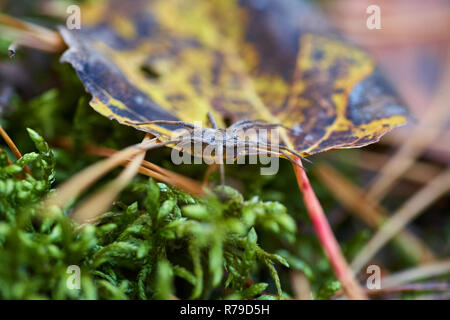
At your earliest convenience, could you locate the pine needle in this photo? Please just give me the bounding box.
[381,259,450,289]
[315,162,436,264]
[45,140,156,209]
[352,151,441,185]
[52,137,205,196]
[352,169,450,273]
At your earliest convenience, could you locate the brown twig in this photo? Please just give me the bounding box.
[292,157,367,299]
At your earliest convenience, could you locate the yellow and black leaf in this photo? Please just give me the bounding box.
[59,0,409,156]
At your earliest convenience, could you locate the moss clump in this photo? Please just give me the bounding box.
[0,129,300,299]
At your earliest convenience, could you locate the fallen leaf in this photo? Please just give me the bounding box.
[59,0,409,156]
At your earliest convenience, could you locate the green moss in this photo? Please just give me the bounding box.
[0,131,296,299]
[0,61,344,300]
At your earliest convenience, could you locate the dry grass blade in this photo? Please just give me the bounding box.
[0,124,31,175]
[71,149,146,224]
[315,163,436,264]
[352,169,450,273]
[51,137,204,196]
[292,157,367,300]
[367,59,450,202]
[381,259,450,289]
[45,140,155,209]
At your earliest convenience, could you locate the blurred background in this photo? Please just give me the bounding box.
[319,0,450,298]
[0,0,449,299]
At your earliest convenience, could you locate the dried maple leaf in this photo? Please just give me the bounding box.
[59,0,409,157]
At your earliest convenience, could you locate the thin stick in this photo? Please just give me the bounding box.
[352,170,450,273]
[0,125,31,175]
[292,156,367,299]
[315,163,436,264]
